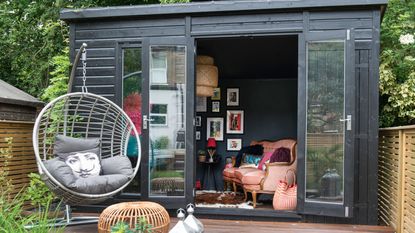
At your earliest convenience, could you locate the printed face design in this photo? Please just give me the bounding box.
[65,152,101,179]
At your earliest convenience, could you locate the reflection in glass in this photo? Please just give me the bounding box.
[149,46,186,197]
[122,48,142,194]
[306,41,345,203]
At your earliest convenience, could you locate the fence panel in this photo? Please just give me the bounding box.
[379,126,415,233]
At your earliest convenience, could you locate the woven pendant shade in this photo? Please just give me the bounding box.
[196,55,218,97]
[98,201,170,233]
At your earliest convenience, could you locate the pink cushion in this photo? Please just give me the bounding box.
[258,152,273,170]
[223,167,237,178]
[235,168,258,180]
[241,170,265,185]
[243,184,261,191]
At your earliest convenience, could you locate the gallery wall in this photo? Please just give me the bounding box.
[195,78,298,190]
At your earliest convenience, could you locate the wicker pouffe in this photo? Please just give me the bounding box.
[98,201,170,233]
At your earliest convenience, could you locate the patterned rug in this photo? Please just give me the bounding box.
[195,191,256,209]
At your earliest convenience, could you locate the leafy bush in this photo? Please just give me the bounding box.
[154,136,169,150]
[23,173,56,210]
[379,0,415,127]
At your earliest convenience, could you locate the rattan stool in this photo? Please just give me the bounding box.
[98,201,170,233]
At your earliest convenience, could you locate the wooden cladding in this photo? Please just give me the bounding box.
[379,126,415,233]
[0,121,37,199]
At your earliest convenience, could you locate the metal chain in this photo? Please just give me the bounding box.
[81,47,88,93]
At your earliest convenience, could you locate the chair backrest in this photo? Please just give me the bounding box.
[250,139,297,164]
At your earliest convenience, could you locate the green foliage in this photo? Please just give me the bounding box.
[379,0,415,127]
[23,173,56,209]
[110,217,153,233]
[0,0,185,99]
[41,48,70,102]
[154,136,169,150]
[0,137,14,198]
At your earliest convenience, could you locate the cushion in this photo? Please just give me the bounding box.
[73,174,129,194]
[101,156,133,177]
[53,135,100,155]
[235,167,258,180]
[223,167,238,178]
[242,154,262,167]
[59,148,102,179]
[270,147,291,163]
[241,170,265,185]
[43,158,76,188]
[258,152,273,170]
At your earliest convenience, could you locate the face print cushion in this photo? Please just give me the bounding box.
[59,148,101,179]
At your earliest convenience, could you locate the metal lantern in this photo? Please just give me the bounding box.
[196,55,218,97]
[184,204,204,233]
[169,209,197,233]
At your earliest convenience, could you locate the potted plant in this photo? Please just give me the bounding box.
[197,149,206,162]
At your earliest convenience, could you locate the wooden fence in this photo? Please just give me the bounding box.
[0,121,37,199]
[379,126,415,233]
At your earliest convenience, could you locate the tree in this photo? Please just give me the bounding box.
[0,0,188,100]
[379,0,415,127]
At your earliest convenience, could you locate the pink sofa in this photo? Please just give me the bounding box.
[222,139,297,208]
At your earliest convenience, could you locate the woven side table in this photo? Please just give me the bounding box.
[98,201,170,233]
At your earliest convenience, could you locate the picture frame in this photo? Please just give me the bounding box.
[196,116,202,127]
[196,131,201,141]
[196,96,207,112]
[227,138,242,151]
[211,88,221,100]
[226,88,239,106]
[206,117,224,141]
[212,101,220,113]
[226,110,244,134]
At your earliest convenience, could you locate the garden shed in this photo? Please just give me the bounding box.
[0,79,43,200]
[61,0,387,225]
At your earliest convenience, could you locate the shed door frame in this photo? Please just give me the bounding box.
[140,36,195,208]
[297,29,356,218]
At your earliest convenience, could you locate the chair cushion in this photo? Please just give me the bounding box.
[53,135,100,155]
[58,148,102,179]
[44,158,76,188]
[73,174,129,194]
[241,170,265,185]
[243,184,261,191]
[235,167,258,180]
[258,152,273,170]
[223,167,238,178]
[101,156,134,177]
[270,147,291,163]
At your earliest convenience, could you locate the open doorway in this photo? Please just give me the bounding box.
[194,35,298,211]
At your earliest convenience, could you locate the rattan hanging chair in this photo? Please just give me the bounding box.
[32,43,141,206]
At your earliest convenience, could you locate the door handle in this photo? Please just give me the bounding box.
[339,115,352,131]
[143,115,154,130]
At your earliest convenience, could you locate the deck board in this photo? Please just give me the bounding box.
[64,218,394,233]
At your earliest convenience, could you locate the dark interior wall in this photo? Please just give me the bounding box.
[195,78,297,190]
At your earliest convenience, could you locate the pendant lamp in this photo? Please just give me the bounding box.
[196,55,218,97]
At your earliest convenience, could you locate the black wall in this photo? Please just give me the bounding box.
[195,78,297,190]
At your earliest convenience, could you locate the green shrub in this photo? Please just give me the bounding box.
[111,217,153,233]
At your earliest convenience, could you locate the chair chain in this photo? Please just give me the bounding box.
[81,47,88,93]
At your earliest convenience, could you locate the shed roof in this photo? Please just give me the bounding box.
[0,79,44,107]
[61,0,388,21]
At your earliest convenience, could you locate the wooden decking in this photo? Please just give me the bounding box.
[64,218,394,233]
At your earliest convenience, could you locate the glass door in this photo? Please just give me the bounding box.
[298,30,355,217]
[141,37,195,208]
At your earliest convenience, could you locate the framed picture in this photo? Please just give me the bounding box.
[196,116,202,127]
[211,88,221,100]
[196,131,201,141]
[227,138,242,151]
[226,88,239,106]
[226,110,244,134]
[206,117,224,141]
[212,101,220,113]
[196,97,207,112]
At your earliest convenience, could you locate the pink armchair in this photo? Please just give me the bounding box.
[222,139,297,208]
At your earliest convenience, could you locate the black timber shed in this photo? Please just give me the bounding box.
[61,0,387,225]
